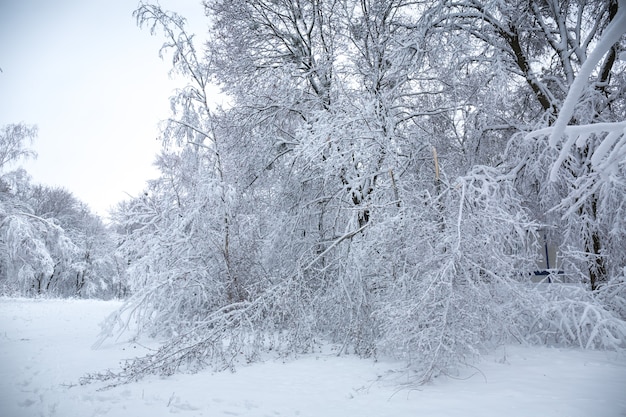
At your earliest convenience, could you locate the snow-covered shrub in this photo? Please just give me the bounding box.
[372,165,541,382]
[528,283,626,350]
[597,268,626,321]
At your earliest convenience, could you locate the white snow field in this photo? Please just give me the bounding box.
[1,298,625,417]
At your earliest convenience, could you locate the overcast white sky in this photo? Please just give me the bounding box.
[0,0,206,217]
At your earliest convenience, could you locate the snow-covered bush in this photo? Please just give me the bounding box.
[528,283,626,350]
[597,269,626,321]
[371,165,541,382]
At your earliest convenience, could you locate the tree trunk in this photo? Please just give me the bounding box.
[587,195,607,291]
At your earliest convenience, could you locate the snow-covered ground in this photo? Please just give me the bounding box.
[1,298,625,417]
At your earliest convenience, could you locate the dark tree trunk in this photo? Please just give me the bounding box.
[587,196,607,291]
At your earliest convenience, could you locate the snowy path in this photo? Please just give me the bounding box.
[1,298,625,417]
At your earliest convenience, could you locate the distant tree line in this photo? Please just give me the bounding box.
[0,123,126,298]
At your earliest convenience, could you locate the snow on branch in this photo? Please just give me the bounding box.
[527,120,626,182]
[535,0,626,181]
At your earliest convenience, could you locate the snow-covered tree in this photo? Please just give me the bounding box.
[88,0,626,389]
[0,123,122,298]
[432,0,626,289]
